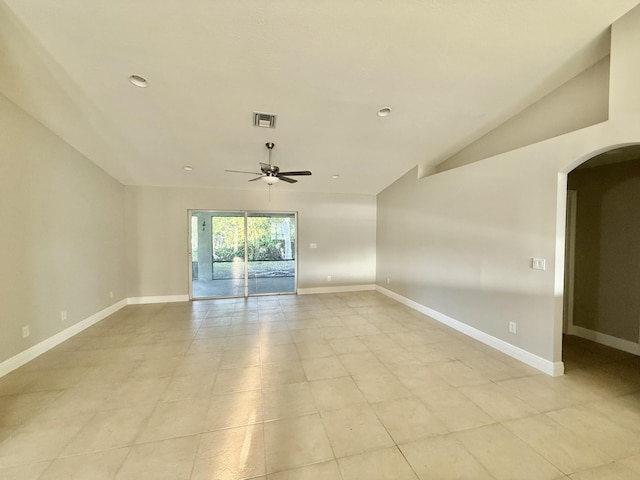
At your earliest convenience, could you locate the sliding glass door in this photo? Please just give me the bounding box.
[189,210,296,299]
[247,212,296,295]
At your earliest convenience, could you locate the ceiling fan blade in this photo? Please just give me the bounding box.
[225,169,262,175]
[278,176,298,183]
[248,176,264,182]
[277,171,312,176]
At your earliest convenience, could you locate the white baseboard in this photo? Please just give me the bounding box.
[0,294,191,378]
[569,324,640,356]
[127,294,190,305]
[376,285,564,377]
[0,299,128,378]
[297,284,376,295]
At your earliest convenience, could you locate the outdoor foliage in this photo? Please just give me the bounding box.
[210,215,295,261]
[212,246,244,261]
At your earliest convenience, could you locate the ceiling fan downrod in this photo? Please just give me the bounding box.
[266,142,275,165]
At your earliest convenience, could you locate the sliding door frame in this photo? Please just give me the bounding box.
[188,209,298,300]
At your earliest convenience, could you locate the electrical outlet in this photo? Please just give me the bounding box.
[61,310,67,322]
[22,325,30,338]
[531,258,546,270]
[509,321,517,334]
[327,275,332,282]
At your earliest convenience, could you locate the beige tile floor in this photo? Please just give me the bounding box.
[1,291,640,479]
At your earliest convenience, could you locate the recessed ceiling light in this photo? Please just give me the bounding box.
[377,107,391,117]
[129,74,148,88]
[331,175,340,179]
[183,165,193,171]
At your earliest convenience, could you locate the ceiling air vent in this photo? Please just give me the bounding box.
[253,112,277,128]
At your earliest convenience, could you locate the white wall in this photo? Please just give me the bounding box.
[378,161,560,361]
[438,56,610,172]
[0,1,143,187]
[124,186,376,297]
[0,93,125,366]
[377,5,640,371]
[610,4,640,117]
[378,120,640,370]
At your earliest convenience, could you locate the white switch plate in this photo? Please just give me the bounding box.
[309,243,317,249]
[509,321,517,334]
[531,258,546,270]
[327,275,332,281]
[22,325,30,338]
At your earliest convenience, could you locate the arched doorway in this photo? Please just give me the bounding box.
[562,145,640,369]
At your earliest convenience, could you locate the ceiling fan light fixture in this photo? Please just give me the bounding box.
[129,74,148,88]
[262,176,279,185]
[183,165,193,171]
[377,107,391,117]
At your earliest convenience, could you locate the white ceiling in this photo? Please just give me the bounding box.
[2,0,639,195]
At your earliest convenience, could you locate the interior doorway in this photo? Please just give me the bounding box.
[189,210,297,299]
[562,146,640,364]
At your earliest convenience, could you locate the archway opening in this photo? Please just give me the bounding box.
[562,145,640,372]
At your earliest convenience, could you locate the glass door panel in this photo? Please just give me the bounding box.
[247,213,296,295]
[191,211,245,298]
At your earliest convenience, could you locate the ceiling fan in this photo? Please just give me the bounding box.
[225,142,312,185]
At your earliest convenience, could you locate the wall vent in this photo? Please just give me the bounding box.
[253,112,277,128]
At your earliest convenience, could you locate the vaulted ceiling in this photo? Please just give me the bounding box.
[1,1,639,194]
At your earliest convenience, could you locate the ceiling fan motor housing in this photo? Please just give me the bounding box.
[263,165,279,175]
